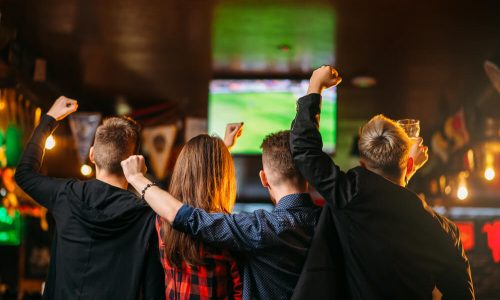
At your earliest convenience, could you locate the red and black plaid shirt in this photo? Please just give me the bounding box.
[156,216,242,300]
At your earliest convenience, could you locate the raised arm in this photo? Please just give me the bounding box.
[15,97,78,210]
[121,155,286,252]
[223,122,244,151]
[290,66,349,207]
[121,155,183,223]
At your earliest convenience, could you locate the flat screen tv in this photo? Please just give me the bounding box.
[208,79,337,154]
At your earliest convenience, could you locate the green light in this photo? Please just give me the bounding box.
[5,125,23,167]
[0,207,21,245]
[0,207,14,224]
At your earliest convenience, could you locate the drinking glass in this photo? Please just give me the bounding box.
[397,119,420,138]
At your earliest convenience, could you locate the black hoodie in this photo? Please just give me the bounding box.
[15,115,164,300]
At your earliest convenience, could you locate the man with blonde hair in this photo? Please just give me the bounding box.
[290,66,474,299]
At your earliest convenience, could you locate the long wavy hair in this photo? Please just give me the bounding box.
[162,134,237,267]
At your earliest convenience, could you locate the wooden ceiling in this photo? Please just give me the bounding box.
[0,0,499,130]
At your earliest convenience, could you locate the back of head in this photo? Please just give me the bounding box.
[358,115,410,179]
[163,134,236,267]
[93,117,140,175]
[261,130,305,187]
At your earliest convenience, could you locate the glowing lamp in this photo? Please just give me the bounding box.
[457,185,468,200]
[45,135,56,150]
[485,167,495,181]
[80,164,92,176]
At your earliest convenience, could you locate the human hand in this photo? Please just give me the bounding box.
[223,122,244,150]
[407,137,429,178]
[121,155,148,182]
[307,65,342,94]
[46,96,78,121]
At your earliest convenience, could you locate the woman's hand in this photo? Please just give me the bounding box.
[121,155,147,182]
[223,122,244,150]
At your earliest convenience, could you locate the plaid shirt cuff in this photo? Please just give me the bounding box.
[172,204,194,232]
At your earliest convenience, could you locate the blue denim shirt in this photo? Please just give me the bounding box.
[173,193,321,300]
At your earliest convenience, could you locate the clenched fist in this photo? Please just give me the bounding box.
[223,122,244,150]
[121,155,147,182]
[47,96,78,121]
[307,65,342,95]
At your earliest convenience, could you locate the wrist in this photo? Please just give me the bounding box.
[127,173,148,185]
[46,112,59,121]
[307,83,323,95]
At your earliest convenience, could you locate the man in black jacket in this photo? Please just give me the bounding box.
[290,66,474,299]
[15,97,164,299]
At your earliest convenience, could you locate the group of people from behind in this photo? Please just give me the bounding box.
[15,66,474,299]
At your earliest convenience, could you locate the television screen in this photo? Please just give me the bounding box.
[208,79,337,154]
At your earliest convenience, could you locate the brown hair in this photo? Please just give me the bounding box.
[358,115,410,178]
[93,117,140,175]
[162,134,236,267]
[260,130,305,186]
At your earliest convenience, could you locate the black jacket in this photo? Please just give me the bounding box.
[15,115,164,300]
[290,94,474,300]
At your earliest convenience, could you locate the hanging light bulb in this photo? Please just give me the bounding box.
[457,171,469,201]
[457,185,468,200]
[80,164,92,176]
[45,135,56,150]
[484,166,495,181]
[484,153,495,181]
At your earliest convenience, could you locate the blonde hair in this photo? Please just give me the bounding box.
[162,134,236,267]
[358,115,411,178]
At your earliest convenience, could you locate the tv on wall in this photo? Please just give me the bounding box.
[208,79,337,154]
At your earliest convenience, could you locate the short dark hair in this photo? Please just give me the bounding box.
[260,130,304,185]
[93,117,140,175]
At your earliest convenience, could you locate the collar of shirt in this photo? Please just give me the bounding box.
[273,193,314,211]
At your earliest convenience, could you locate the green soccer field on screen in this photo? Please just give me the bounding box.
[208,80,337,154]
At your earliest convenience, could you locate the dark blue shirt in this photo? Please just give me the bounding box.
[173,193,320,300]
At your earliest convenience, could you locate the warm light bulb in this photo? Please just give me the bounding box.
[457,185,468,200]
[484,167,495,181]
[80,164,92,176]
[45,135,56,150]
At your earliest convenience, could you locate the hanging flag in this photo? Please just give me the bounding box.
[484,60,500,94]
[69,113,102,165]
[142,125,177,180]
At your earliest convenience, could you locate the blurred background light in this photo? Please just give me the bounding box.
[80,164,92,176]
[45,135,56,150]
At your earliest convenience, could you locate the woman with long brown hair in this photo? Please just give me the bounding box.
[155,134,242,299]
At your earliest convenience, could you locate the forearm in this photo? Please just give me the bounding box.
[290,94,345,206]
[16,115,58,175]
[15,115,61,203]
[172,208,273,252]
[127,174,183,223]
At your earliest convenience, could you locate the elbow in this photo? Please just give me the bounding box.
[14,167,26,188]
[14,164,35,191]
